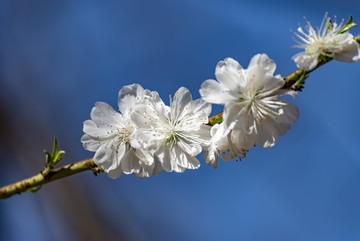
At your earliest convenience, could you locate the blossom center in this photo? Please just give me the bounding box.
[306,38,339,56]
[164,121,182,148]
[237,85,258,107]
[236,82,284,122]
[116,123,134,144]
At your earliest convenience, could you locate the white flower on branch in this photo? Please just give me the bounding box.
[200,54,299,151]
[203,124,223,168]
[81,84,162,178]
[292,13,360,71]
[130,87,211,173]
[203,123,247,168]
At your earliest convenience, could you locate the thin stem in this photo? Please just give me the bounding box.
[1,34,359,199]
[0,158,102,199]
[282,56,332,89]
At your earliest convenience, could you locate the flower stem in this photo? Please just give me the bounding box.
[0,158,102,199]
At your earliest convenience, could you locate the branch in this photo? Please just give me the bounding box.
[282,57,331,89]
[0,158,102,199]
[1,34,359,199]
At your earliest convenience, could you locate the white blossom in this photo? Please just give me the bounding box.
[81,84,162,178]
[203,124,222,168]
[130,87,211,173]
[200,54,299,151]
[203,123,247,168]
[292,13,360,71]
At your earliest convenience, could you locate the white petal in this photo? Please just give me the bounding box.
[120,147,140,174]
[177,137,202,156]
[135,163,154,178]
[83,120,113,139]
[333,39,360,63]
[276,89,298,98]
[168,146,186,172]
[219,136,245,161]
[118,83,145,116]
[253,118,279,148]
[109,143,127,170]
[248,53,276,75]
[155,144,172,172]
[184,98,212,120]
[222,102,242,129]
[199,79,236,104]
[220,150,238,162]
[173,146,200,170]
[191,125,212,144]
[203,124,222,167]
[250,101,299,148]
[146,90,167,115]
[333,32,354,45]
[171,87,192,120]
[203,149,218,168]
[294,53,319,71]
[150,160,164,176]
[259,76,285,94]
[130,104,159,129]
[183,154,200,170]
[107,167,123,179]
[134,148,154,166]
[90,102,124,127]
[81,134,101,152]
[276,101,299,126]
[94,142,115,171]
[230,129,254,150]
[106,144,126,179]
[215,57,244,90]
[131,129,161,152]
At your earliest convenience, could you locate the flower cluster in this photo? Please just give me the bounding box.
[82,14,359,178]
[81,84,161,178]
[82,84,211,178]
[200,54,299,167]
[82,54,299,177]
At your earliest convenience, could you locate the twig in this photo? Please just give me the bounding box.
[0,158,102,199]
[1,34,359,199]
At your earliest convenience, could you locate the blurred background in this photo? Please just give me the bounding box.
[1,0,360,240]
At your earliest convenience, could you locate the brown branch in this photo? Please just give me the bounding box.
[1,34,360,199]
[0,158,103,199]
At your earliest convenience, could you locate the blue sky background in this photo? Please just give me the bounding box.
[1,1,360,240]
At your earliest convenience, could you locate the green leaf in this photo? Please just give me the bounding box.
[51,137,58,161]
[27,186,42,193]
[44,150,51,166]
[291,72,308,91]
[53,150,65,165]
[43,137,65,168]
[337,15,357,34]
